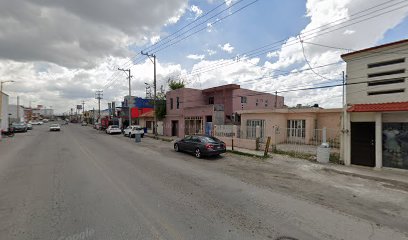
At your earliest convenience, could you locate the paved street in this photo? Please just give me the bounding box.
[0,123,407,240]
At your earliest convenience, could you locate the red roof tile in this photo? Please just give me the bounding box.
[347,102,408,112]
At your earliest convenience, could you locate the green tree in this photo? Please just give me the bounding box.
[168,78,185,90]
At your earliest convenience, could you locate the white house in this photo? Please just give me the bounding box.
[341,39,408,170]
[0,91,10,132]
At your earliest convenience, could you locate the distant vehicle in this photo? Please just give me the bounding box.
[174,135,226,158]
[11,122,28,133]
[123,125,144,138]
[42,119,49,123]
[106,125,122,134]
[49,124,61,131]
[30,121,42,125]
[81,122,87,126]
[26,123,33,130]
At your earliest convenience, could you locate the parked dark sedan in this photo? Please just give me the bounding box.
[11,122,27,133]
[174,135,226,158]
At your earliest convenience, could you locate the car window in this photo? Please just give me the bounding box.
[183,136,192,141]
[191,136,202,142]
[201,136,220,143]
[111,125,118,128]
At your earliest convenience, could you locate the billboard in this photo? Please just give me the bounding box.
[77,105,82,110]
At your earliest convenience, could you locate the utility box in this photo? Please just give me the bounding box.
[317,143,330,163]
[135,133,141,143]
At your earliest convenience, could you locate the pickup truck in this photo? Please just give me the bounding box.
[123,125,144,138]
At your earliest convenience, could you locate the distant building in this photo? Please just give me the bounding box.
[8,104,25,123]
[121,96,154,126]
[164,84,284,137]
[341,39,408,170]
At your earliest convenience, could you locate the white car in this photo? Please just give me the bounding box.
[123,125,144,138]
[106,125,122,134]
[49,124,61,131]
[30,121,42,125]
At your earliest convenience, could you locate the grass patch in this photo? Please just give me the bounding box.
[227,150,268,159]
[272,149,316,161]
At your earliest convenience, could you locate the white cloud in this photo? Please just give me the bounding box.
[266,51,279,58]
[187,54,205,60]
[207,49,217,56]
[343,29,355,35]
[190,5,203,19]
[218,43,234,53]
[225,0,233,7]
[150,35,161,44]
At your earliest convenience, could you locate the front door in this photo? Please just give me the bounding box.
[351,122,375,167]
[172,121,178,137]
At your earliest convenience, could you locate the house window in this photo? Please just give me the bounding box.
[247,119,265,140]
[241,96,247,103]
[287,120,306,138]
[256,103,258,106]
[368,69,405,78]
[170,98,173,109]
[368,58,405,68]
[208,96,214,104]
[176,97,180,109]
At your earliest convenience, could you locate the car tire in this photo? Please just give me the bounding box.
[195,148,201,159]
[174,143,179,152]
[141,134,144,138]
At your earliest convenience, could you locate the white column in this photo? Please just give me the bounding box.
[375,112,382,169]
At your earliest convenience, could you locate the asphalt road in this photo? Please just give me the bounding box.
[0,123,407,240]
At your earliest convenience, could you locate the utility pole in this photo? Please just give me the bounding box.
[141,51,157,138]
[81,100,85,123]
[118,68,132,127]
[95,90,103,123]
[17,96,20,121]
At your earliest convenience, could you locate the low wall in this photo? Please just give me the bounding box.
[217,137,257,150]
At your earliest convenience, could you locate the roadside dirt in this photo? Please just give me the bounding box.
[140,137,408,234]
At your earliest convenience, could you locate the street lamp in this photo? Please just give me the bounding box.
[0,80,16,130]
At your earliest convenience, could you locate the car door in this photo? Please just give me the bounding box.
[189,136,202,152]
[178,136,191,151]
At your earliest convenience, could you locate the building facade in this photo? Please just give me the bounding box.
[0,92,9,132]
[237,107,342,145]
[164,84,284,137]
[341,39,408,170]
[8,104,25,123]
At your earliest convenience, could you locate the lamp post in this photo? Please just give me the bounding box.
[0,80,15,130]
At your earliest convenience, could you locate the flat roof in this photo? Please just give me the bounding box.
[341,39,408,59]
[237,107,342,115]
[202,84,240,93]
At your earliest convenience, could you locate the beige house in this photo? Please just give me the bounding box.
[341,39,408,170]
[237,107,342,145]
[138,111,155,133]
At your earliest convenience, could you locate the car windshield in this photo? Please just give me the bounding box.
[50,124,59,127]
[12,123,24,126]
[110,125,119,128]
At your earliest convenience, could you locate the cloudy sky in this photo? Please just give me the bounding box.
[1,0,408,113]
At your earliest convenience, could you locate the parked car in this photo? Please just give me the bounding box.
[123,125,144,138]
[42,119,49,123]
[106,125,122,134]
[11,122,28,133]
[174,135,226,158]
[81,122,87,126]
[26,123,33,130]
[49,124,61,131]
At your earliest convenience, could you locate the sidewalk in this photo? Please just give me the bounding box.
[321,163,408,186]
[144,133,178,142]
[226,146,266,157]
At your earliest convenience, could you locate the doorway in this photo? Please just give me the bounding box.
[171,120,178,137]
[351,122,375,167]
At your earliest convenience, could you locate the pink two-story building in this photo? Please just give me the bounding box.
[164,84,284,137]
